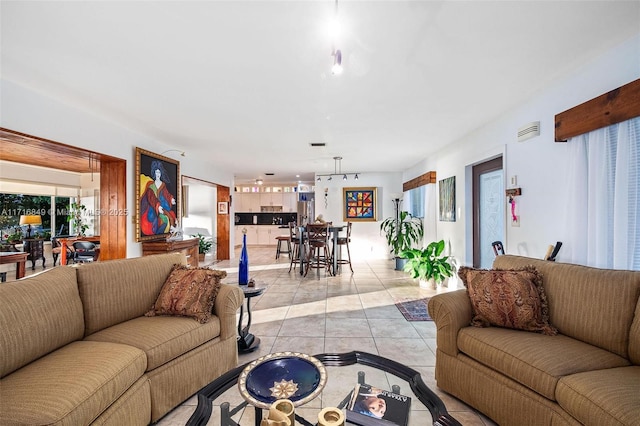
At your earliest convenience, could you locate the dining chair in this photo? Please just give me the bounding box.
[72,241,98,263]
[332,222,353,273]
[51,237,73,266]
[491,241,504,256]
[304,223,331,276]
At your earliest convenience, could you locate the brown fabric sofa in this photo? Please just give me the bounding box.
[428,255,640,426]
[0,252,244,425]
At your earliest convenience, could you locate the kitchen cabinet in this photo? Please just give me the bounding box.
[283,193,297,212]
[235,193,256,212]
[259,192,284,207]
[257,225,282,245]
[235,225,258,246]
[236,225,281,246]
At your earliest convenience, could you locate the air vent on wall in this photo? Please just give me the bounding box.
[310,143,326,147]
[518,121,540,142]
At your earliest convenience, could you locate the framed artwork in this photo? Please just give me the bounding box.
[135,147,181,242]
[439,176,456,222]
[218,201,228,215]
[343,187,377,222]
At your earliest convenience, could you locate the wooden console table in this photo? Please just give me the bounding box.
[142,238,199,268]
[0,252,28,281]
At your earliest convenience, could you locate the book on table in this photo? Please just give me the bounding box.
[345,383,411,426]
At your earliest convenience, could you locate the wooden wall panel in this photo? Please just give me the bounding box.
[555,78,640,142]
[216,186,230,260]
[99,160,127,260]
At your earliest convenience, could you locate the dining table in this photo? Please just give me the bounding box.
[296,224,345,276]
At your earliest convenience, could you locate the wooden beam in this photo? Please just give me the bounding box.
[216,186,230,260]
[555,78,640,142]
[403,171,436,192]
[99,159,127,260]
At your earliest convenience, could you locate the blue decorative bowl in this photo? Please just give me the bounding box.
[238,352,327,408]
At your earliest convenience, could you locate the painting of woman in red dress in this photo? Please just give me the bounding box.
[140,159,177,236]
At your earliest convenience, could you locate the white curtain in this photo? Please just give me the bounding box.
[566,117,639,270]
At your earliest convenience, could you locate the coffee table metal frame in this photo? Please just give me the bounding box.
[186,351,461,426]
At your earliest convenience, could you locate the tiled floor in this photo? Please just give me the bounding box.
[10,247,496,425]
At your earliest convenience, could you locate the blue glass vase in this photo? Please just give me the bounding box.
[239,233,249,285]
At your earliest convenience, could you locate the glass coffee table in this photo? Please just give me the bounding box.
[186,351,461,426]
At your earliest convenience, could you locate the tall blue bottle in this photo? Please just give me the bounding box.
[239,231,249,285]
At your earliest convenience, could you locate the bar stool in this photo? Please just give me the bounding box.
[304,223,331,277]
[332,222,353,273]
[288,222,305,272]
[275,234,291,259]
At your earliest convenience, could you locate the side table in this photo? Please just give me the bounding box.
[237,285,265,353]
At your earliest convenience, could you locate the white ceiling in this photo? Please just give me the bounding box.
[2,1,639,185]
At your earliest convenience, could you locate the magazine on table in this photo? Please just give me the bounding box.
[345,383,411,426]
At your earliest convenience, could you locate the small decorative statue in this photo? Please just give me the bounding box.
[167,224,183,241]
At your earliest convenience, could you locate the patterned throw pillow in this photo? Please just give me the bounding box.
[458,266,558,336]
[145,264,226,323]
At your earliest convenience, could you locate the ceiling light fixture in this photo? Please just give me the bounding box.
[331,49,343,75]
[255,179,263,185]
[316,156,360,181]
[330,0,343,75]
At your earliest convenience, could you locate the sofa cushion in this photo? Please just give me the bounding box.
[145,264,225,323]
[85,315,221,371]
[459,266,557,335]
[628,298,640,365]
[493,255,640,358]
[0,266,84,378]
[76,252,186,335]
[556,366,640,426]
[458,327,631,400]
[0,340,147,425]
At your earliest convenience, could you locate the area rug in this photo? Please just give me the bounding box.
[395,298,432,321]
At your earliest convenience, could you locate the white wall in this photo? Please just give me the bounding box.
[403,34,640,266]
[314,171,403,260]
[1,79,235,257]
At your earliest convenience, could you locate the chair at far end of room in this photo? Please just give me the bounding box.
[72,241,98,263]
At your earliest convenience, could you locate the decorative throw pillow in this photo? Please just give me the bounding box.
[458,266,557,336]
[145,264,226,323]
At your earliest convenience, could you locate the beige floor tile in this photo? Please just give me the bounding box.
[323,337,378,354]
[375,337,436,367]
[368,318,421,338]
[325,317,372,338]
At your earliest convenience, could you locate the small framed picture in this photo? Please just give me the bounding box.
[218,201,228,215]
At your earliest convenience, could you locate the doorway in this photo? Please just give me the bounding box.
[472,157,504,268]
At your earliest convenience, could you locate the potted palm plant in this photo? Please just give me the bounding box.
[380,211,424,270]
[399,240,454,289]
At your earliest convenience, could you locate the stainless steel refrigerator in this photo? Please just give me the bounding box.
[296,199,315,226]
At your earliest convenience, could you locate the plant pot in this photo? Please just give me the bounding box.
[419,278,436,290]
[198,253,205,262]
[395,257,407,271]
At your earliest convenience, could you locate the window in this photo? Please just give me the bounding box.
[405,186,425,218]
[0,194,71,239]
[566,117,639,270]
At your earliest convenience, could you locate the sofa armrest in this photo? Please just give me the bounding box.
[214,284,244,340]
[428,289,473,356]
